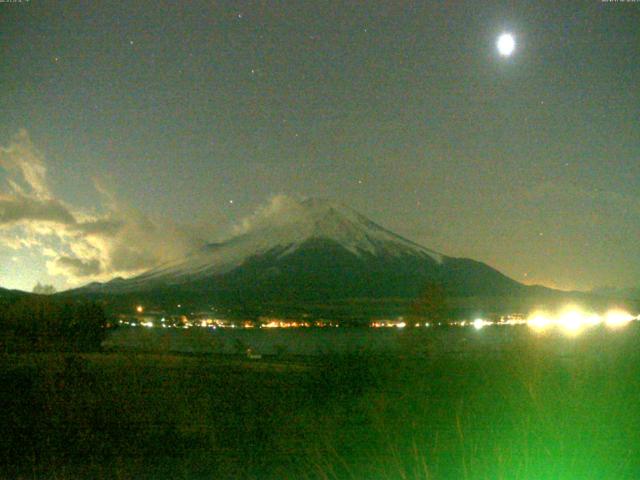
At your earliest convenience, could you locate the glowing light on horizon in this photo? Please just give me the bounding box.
[604,309,634,329]
[473,318,487,330]
[527,311,551,332]
[558,308,587,335]
[524,306,637,335]
[584,313,602,326]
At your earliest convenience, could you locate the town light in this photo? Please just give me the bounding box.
[473,318,487,330]
[527,311,551,332]
[604,309,634,329]
[558,308,585,336]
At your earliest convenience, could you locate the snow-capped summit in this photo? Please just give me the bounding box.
[235,197,442,260]
[120,197,441,288]
[74,197,524,307]
[288,198,442,260]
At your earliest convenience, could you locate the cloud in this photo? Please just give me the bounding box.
[74,218,123,236]
[232,194,307,236]
[0,193,77,226]
[0,131,209,286]
[0,129,49,198]
[49,256,102,277]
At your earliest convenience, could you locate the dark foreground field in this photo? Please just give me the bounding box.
[2,326,640,479]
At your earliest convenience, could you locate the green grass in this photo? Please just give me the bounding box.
[2,326,640,479]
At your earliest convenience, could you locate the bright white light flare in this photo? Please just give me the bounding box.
[523,306,636,335]
[473,318,487,330]
[604,309,634,329]
[558,308,586,336]
[527,312,551,332]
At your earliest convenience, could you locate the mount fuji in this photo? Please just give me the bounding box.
[70,198,534,316]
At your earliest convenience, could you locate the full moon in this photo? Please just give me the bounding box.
[497,33,515,56]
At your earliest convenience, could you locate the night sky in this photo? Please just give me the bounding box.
[1,0,639,292]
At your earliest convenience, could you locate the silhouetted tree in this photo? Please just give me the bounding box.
[32,282,57,295]
[408,282,449,323]
[0,296,108,352]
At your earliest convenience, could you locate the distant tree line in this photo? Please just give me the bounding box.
[0,295,108,352]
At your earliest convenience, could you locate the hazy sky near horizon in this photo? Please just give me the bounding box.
[1,0,639,292]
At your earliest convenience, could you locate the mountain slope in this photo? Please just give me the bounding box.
[118,198,443,289]
[70,198,529,312]
[0,287,28,298]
